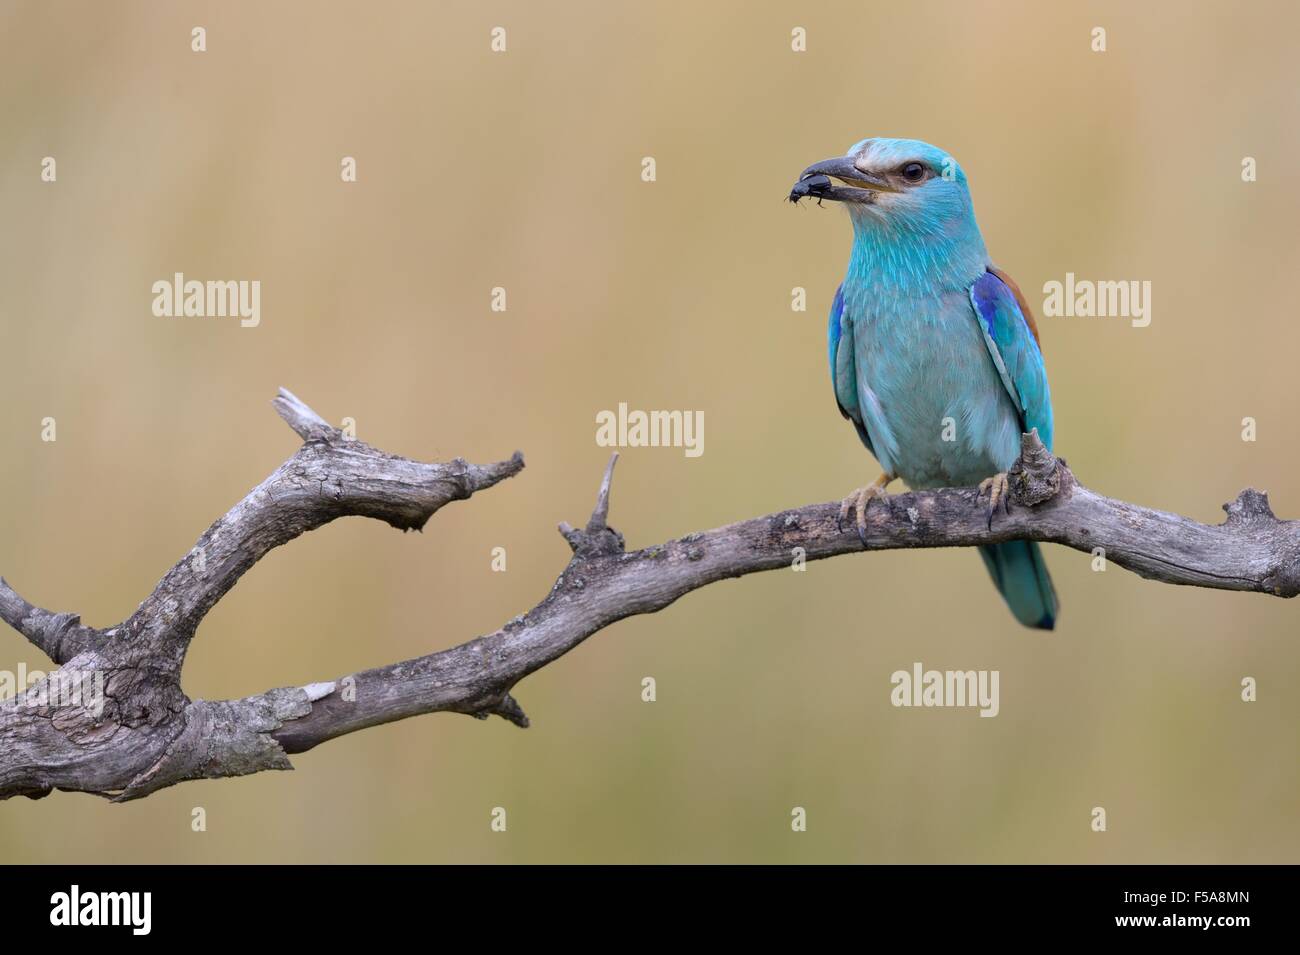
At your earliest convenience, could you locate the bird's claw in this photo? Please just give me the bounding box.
[837,474,895,546]
[978,472,1011,530]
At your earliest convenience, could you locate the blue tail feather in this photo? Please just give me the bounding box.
[978,541,1058,630]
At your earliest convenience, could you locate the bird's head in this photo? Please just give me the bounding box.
[790,137,974,235]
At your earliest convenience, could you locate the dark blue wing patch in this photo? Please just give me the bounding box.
[969,269,1054,452]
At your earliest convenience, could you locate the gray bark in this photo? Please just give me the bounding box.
[1,389,1295,801]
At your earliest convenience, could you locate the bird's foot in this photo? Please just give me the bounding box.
[837,472,896,546]
[978,472,1011,529]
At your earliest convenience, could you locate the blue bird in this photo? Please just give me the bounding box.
[791,137,1058,629]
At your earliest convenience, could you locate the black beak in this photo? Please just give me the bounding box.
[789,157,891,204]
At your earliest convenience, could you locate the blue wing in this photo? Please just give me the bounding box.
[827,284,874,457]
[828,283,903,473]
[969,269,1053,452]
[970,268,1060,630]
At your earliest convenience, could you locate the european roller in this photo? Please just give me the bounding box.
[790,137,1058,629]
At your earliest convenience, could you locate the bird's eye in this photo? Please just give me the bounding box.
[900,162,927,183]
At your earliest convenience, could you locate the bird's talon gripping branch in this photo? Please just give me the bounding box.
[978,472,1011,529]
[838,472,896,545]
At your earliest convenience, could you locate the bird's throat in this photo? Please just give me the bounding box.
[845,212,989,297]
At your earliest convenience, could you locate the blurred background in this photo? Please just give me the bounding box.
[1,0,1297,863]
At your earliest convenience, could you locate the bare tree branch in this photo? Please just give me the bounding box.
[0,580,95,664]
[2,394,1297,802]
[123,388,524,673]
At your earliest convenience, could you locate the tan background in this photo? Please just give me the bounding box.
[1,0,1296,863]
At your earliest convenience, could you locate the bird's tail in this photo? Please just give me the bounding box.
[978,541,1058,630]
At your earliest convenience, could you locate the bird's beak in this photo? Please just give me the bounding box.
[789,156,895,204]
